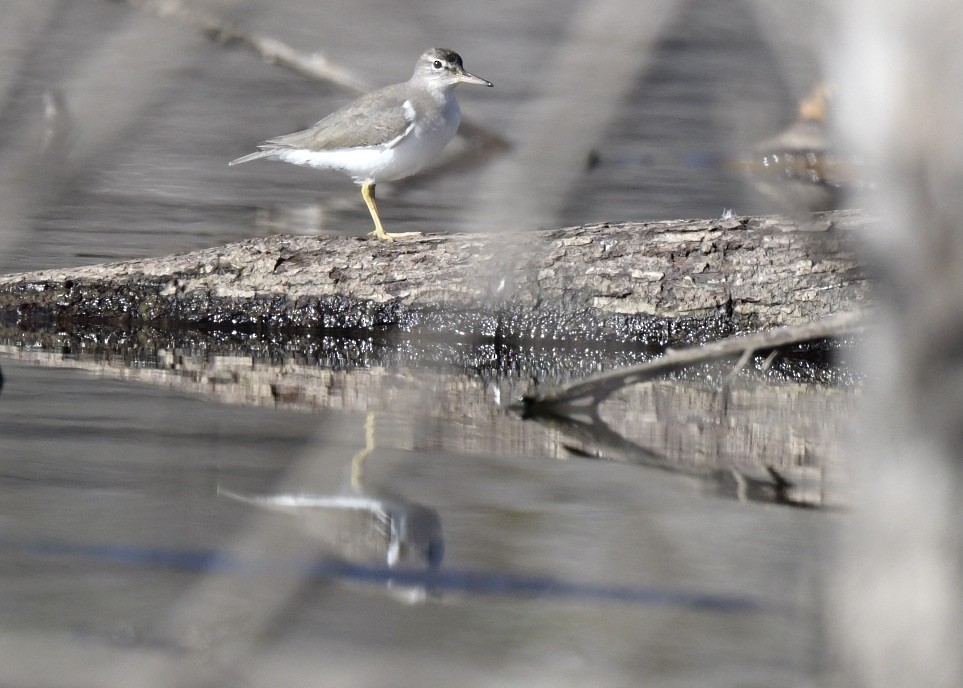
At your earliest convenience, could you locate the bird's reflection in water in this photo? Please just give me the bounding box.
[218,489,443,570]
[219,412,443,600]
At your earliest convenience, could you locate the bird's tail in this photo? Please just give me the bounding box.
[227,149,275,166]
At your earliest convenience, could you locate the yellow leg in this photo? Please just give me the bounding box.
[361,181,420,241]
[350,411,376,491]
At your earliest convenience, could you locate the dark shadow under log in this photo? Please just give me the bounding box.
[0,210,871,346]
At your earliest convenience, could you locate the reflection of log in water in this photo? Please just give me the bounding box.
[1,344,853,507]
[517,312,858,507]
[542,380,848,507]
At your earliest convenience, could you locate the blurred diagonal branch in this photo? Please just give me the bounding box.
[831,1,963,685]
[109,0,508,149]
[112,0,371,90]
[472,0,679,231]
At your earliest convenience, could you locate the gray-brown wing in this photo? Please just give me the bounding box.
[260,83,412,152]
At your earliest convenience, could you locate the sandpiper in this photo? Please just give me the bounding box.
[229,48,493,240]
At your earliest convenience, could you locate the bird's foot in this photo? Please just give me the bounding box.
[367,228,422,241]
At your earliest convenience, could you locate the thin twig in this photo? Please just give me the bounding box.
[521,310,864,415]
[760,349,780,371]
[116,0,370,90]
[721,346,755,390]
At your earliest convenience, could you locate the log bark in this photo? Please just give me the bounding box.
[0,210,871,346]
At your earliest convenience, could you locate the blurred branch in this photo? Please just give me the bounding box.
[108,0,508,150]
[469,0,678,230]
[112,0,371,90]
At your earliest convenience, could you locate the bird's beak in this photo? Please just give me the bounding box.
[457,68,494,87]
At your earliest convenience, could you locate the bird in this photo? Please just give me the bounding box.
[229,48,493,240]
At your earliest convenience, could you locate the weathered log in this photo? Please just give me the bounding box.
[0,210,871,346]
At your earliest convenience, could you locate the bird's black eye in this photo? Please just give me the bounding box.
[432,60,443,69]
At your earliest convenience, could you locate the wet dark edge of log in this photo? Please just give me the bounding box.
[1,278,746,347]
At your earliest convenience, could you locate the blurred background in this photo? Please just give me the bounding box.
[2,1,959,687]
[0,0,833,272]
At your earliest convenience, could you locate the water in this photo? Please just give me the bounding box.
[0,0,838,684]
[0,354,832,685]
